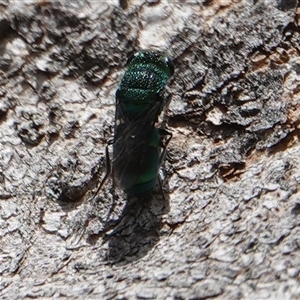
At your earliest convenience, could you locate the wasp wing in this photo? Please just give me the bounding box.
[112,91,164,193]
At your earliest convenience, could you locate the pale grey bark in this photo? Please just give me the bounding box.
[1,0,300,299]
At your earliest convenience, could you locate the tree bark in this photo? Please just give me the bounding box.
[1,0,300,299]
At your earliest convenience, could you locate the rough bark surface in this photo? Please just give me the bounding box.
[1,0,300,299]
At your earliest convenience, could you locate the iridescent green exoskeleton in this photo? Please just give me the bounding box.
[98,51,174,197]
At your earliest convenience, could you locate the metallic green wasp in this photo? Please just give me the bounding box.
[98,51,174,197]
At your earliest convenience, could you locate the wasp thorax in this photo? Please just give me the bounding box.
[117,51,174,120]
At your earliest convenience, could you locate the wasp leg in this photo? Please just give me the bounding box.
[90,139,114,202]
[158,128,172,165]
[157,175,165,200]
[157,128,172,200]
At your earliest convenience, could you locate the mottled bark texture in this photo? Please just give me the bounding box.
[1,0,300,299]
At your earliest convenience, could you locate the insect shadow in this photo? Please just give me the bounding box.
[88,174,171,265]
[107,192,170,265]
